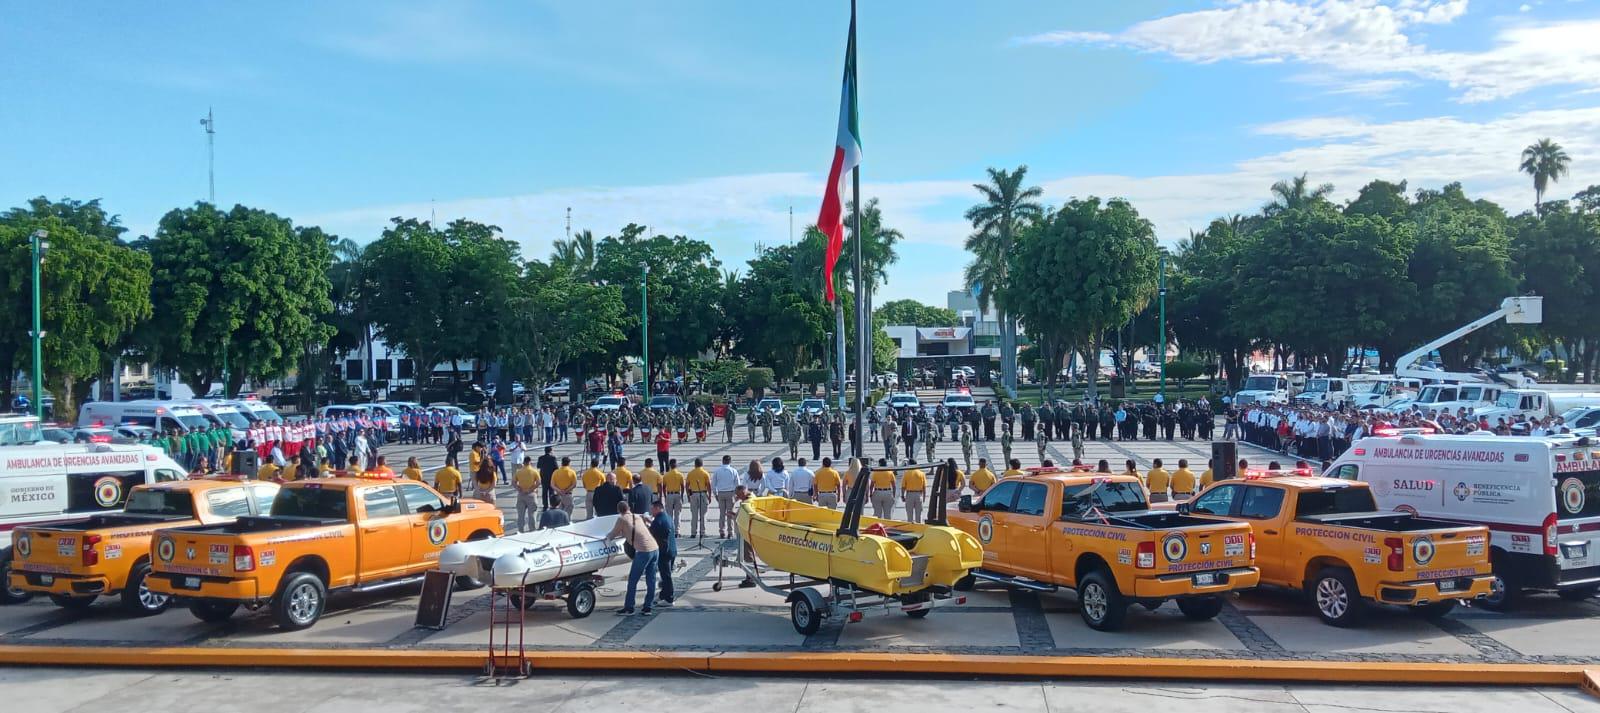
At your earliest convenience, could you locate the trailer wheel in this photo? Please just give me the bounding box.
[789,590,823,635]
[567,583,596,619]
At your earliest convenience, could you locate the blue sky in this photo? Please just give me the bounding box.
[4,1,1599,306]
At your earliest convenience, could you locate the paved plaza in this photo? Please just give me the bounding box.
[2,432,1597,666]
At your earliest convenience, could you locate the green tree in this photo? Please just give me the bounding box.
[551,229,597,279]
[1512,203,1600,381]
[1344,179,1409,221]
[138,203,333,398]
[690,358,748,397]
[1265,173,1334,215]
[0,200,152,412]
[744,367,774,397]
[500,261,627,405]
[1520,138,1572,210]
[1006,197,1158,400]
[875,299,958,327]
[1391,192,1516,370]
[729,242,831,381]
[964,165,1044,393]
[1169,216,1254,390]
[592,225,723,381]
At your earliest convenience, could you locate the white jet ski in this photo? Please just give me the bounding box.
[438,515,626,589]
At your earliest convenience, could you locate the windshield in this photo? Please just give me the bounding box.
[1367,382,1391,395]
[0,419,44,445]
[250,407,283,424]
[204,409,250,429]
[1295,487,1378,517]
[124,489,196,517]
[1416,386,1456,404]
[801,400,823,408]
[172,413,212,430]
[594,397,623,407]
[1459,386,1487,401]
[270,488,350,520]
[1495,392,1520,409]
[1243,376,1278,391]
[1560,407,1592,422]
[1061,481,1149,516]
[1304,379,1329,393]
[649,397,676,407]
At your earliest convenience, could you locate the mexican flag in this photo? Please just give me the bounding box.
[817,8,860,304]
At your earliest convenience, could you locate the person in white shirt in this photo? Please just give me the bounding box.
[710,455,743,539]
[762,458,791,497]
[788,457,816,504]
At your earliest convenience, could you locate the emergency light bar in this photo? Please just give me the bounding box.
[1240,468,1313,480]
[1372,426,1435,436]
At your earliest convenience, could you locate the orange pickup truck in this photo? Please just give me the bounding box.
[147,478,502,630]
[1180,475,1495,626]
[8,479,279,615]
[950,470,1260,631]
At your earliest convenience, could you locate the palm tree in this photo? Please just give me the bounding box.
[1520,138,1572,210]
[963,165,1044,393]
[1265,173,1333,214]
[551,229,597,279]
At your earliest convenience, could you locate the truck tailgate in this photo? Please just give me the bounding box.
[153,530,243,578]
[1398,528,1489,581]
[1158,522,1254,573]
[13,529,88,573]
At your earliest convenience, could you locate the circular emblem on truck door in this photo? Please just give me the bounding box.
[976,515,994,545]
[15,533,30,558]
[1561,478,1585,515]
[1162,532,1187,563]
[1412,537,1435,566]
[156,536,175,563]
[428,520,449,546]
[93,476,123,508]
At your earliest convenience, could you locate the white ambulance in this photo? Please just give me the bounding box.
[1327,430,1600,609]
[0,443,188,604]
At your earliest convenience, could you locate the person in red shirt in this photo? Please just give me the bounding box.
[655,429,671,469]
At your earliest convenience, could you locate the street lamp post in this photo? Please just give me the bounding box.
[1157,253,1167,403]
[30,230,48,419]
[640,262,650,402]
[824,331,833,404]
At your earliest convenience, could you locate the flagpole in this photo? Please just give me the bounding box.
[849,0,866,459]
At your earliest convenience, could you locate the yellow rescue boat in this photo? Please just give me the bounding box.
[736,494,981,597]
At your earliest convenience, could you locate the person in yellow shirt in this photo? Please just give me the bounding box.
[319,458,335,477]
[814,457,842,509]
[638,458,662,494]
[969,458,996,492]
[612,458,634,490]
[581,460,606,520]
[257,460,280,482]
[551,457,578,515]
[869,458,897,519]
[281,460,299,482]
[1200,460,1215,490]
[1122,459,1141,480]
[372,455,396,477]
[942,458,966,500]
[902,462,928,524]
[1145,458,1170,502]
[1170,458,1196,502]
[402,456,424,482]
[661,458,685,528]
[513,456,541,532]
[685,457,712,538]
[434,459,463,496]
[1002,458,1026,479]
[468,444,484,474]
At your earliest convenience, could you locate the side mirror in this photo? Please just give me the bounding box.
[957,494,975,513]
[1176,503,1193,515]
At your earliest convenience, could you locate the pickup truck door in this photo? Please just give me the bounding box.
[1004,482,1053,581]
[1236,486,1290,584]
[398,483,452,572]
[355,485,413,580]
[971,481,1021,572]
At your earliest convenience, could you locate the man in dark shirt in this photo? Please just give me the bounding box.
[626,479,653,518]
[538,504,572,530]
[536,446,559,509]
[649,500,678,605]
[590,473,625,517]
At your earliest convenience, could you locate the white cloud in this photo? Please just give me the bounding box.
[1016,0,1600,103]
[300,106,1600,305]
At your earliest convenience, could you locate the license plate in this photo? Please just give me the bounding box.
[1437,579,1460,593]
[184,577,201,589]
[1563,543,1588,559]
[1193,573,1216,586]
[39,574,53,585]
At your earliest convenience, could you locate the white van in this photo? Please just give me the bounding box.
[78,402,213,434]
[0,442,188,603]
[175,400,252,440]
[230,399,283,425]
[1293,377,1350,409]
[1328,431,1600,608]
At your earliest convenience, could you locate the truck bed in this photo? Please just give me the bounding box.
[1296,512,1463,532]
[1100,511,1237,530]
[37,513,190,531]
[173,515,347,535]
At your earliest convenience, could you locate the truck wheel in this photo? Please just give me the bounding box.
[1557,585,1599,602]
[1414,601,1458,619]
[190,600,240,623]
[1481,572,1521,612]
[120,562,171,616]
[273,572,327,631]
[0,553,33,605]
[49,594,96,611]
[789,592,822,635]
[1311,568,1365,627]
[567,583,596,619]
[1077,570,1128,631]
[1176,595,1224,621]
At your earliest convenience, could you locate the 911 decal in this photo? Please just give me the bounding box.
[1223,534,1245,557]
[1466,535,1486,557]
